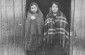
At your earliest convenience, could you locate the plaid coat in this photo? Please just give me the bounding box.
[44,11,69,46]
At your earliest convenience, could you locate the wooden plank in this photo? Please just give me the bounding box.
[0,0,4,55]
[74,0,82,38]
[74,0,85,39]
[0,0,9,55]
[0,0,8,45]
[0,0,26,55]
[70,0,75,55]
[0,0,2,39]
[13,0,25,48]
[72,0,85,55]
[81,0,85,38]
[21,0,26,48]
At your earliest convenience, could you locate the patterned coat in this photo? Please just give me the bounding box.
[44,11,69,47]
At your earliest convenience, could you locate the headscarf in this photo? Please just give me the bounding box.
[26,2,44,29]
[28,2,44,26]
[29,2,43,15]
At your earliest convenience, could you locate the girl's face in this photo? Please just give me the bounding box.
[52,3,58,13]
[31,5,38,13]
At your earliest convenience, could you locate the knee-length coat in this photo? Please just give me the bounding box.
[44,8,69,46]
[25,2,44,51]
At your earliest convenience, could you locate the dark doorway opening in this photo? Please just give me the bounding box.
[26,0,71,22]
[25,0,71,55]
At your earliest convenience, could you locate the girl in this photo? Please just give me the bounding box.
[44,2,69,48]
[25,2,44,51]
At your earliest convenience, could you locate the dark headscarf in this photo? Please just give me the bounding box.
[29,2,42,14]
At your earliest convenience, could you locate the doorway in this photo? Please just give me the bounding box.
[26,0,71,21]
[25,0,71,55]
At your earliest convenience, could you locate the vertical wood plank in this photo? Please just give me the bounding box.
[6,0,14,55]
[81,0,85,38]
[74,0,82,38]
[73,0,85,55]
[1,0,7,55]
[13,0,24,48]
[70,0,75,54]
[0,0,4,55]
[21,0,26,48]
[0,0,9,55]
[0,0,26,55]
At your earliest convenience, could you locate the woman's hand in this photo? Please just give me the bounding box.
[31,15,36,20]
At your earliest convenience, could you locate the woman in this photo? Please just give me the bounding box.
[44,2,69,48]
[25,2,44,51]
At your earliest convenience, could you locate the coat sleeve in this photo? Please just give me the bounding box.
[37,14,44,34]
[40,14,44,35]
[62,12,69,39]
[39,14,44,28]
[60,11,69,37]
[44,14,50,36]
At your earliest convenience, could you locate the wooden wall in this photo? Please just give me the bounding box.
[71,0,85,55]
[74,0,85,38]
[2,0,85,55]
[0,0,26,55]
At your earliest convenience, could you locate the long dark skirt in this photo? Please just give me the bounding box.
[43,34,61,47]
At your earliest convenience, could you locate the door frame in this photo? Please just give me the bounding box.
[70,0,75,55]
[24,0,74,55]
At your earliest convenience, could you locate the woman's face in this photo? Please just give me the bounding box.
[52,3,58,13]
[31,5,38,13]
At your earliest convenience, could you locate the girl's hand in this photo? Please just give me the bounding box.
[31,15,36,20]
